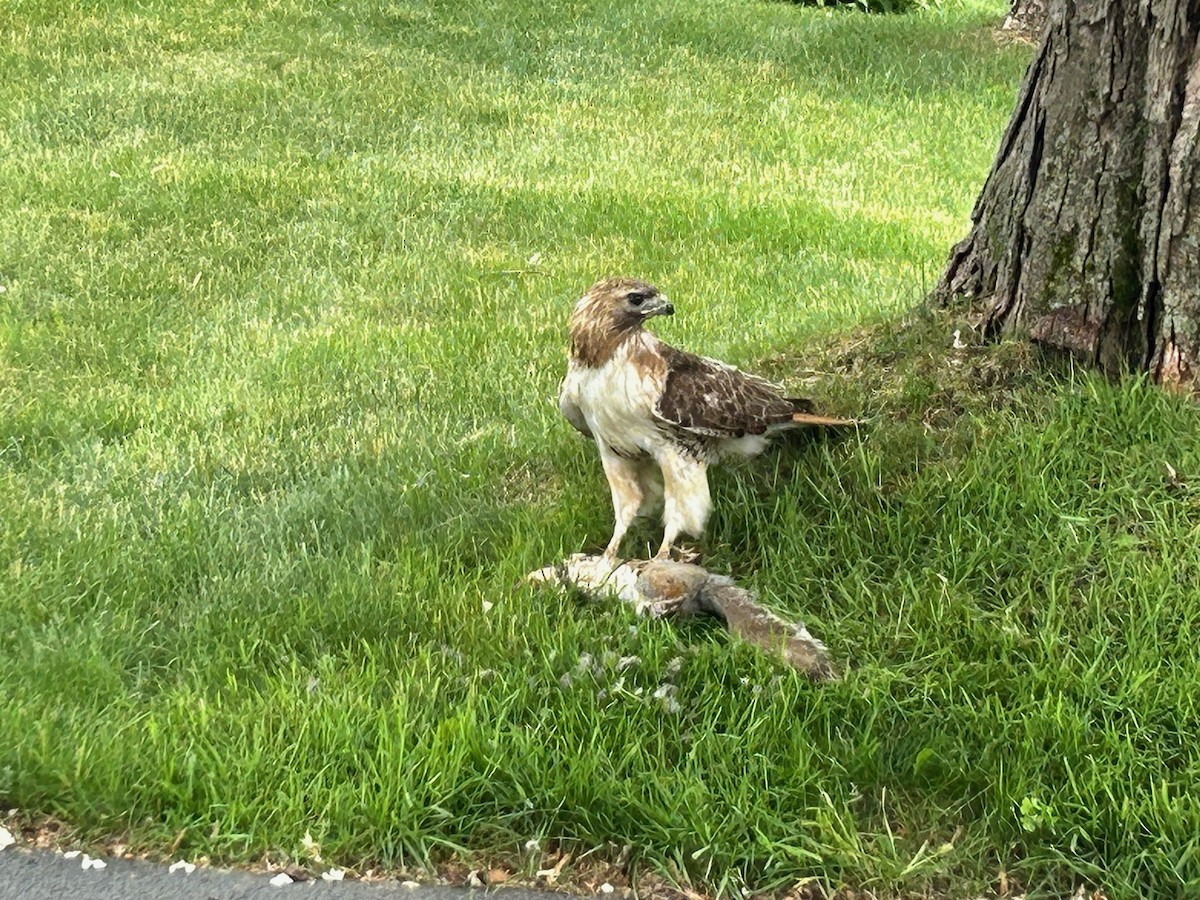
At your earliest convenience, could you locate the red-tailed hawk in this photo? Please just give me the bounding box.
[559,277,852,562]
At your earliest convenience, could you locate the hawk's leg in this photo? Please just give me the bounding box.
[656,454,711,560]
[599,447,645,562]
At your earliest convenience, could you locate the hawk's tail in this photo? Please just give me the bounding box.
[786,397,856,428]
[791,412,857,427]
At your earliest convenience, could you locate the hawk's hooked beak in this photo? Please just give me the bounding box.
[643,294,675,318]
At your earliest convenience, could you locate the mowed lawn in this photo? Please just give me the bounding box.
[4,0,1200,897]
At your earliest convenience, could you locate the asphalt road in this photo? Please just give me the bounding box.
[0,848,558,900]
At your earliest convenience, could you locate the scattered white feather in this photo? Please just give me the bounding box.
[301,830,322,862]
[269,872,295,886]
[952,329,967,350]
[321,868,346,881]
[524,838,541,852]
[80,854,106,870]
[599,883,615,894]
[168,860,196,874]
[0,826,14,851]
[63,850,81,859]
[402,880,421,889]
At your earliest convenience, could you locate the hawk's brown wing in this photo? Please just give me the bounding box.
[653,347,797,439]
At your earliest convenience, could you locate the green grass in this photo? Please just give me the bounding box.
[4,1,1199,897]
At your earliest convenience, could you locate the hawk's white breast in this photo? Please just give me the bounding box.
[560,334,668,458]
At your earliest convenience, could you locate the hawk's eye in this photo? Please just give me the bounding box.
[628,292,648,306]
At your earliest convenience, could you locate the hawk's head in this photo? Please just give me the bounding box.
[569,277,674,366]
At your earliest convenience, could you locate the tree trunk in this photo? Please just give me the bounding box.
[936,0,1200,392]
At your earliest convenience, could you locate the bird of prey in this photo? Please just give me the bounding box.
[558,277,852,562]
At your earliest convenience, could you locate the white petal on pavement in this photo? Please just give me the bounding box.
[63,851,81,859]
[0,826,14,851]
[168,860,196,874]
[321,868,345,881]
[269,872,295,887]
[81,854,107,870]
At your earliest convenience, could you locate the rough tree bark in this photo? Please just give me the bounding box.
[936,0,1200,391]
